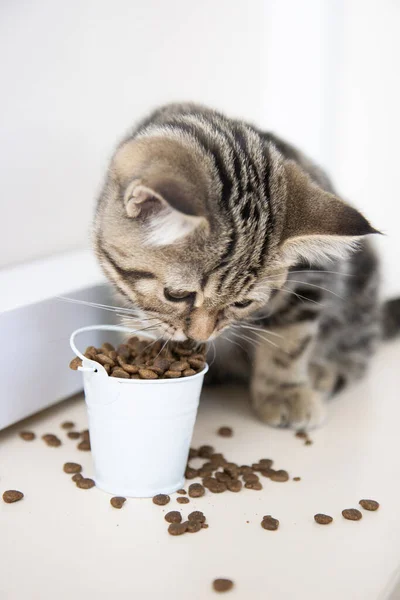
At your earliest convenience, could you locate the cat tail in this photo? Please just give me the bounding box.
[382,298,400,340]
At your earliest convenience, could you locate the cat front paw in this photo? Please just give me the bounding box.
[251,385,326,430]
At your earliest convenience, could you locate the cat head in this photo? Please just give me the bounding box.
[93,126,377,342]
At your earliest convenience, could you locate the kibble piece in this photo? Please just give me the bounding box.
[42,434,61,447]
[165,511,182,523]
[217,426,233,437]
[224,463,239,479]
[245,481,263,490]
[63,462,82,474]
[61,421,75,429]
[110,496,126,509]
[72,473,83,482]
[177,497,190,504]
[2,490,24,503]
[202,523,209,529]
[261,515,279,531]
[188,511,206,523]
[359,499,379,511]
[96,353,115,366]
[293,477,301,481]
[78,440,91,451]
[187,520,202,533]
[169,361,190,372]
[227,479,243,492]
[139,368,159,380]
[185,467,198,479]
[183,369,196,377]
[69,357,82,370]
[67,431,80,439]
[102,342,115,353]
[164,370,181,378]
[152,494,170,506]
[198,445,214,459]
[76,478,95,489]
[188,483,205,498]
[189,358,206,371]
[213,579,234,593]
[111,368,130,379]
[305,439,313,446]
[215,472,231,484]
[207,479,227,494]
[314,514,333,525]
[19,431,35,441]
[269,469,289,482]
[117,361,139,374]
[342,508,362,521]
[177,489,187,495]
[243,473,259,484]
[152,357,171,371]
[117,344,131,360]
[295,430,308,439]
[168,522,187,536]
[81,429,90,441]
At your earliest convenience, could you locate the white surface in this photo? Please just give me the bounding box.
[0,284,117,430]
[0,249,104,313]
[1,340,400,600]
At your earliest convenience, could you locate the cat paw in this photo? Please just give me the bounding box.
[251,386,326,430]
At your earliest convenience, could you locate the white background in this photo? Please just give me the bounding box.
[0,0,399,294]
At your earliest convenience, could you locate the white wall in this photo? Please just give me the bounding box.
[0,0,268,268]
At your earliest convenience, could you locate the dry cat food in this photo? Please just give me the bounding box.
[342,508,362,521]
[152,494,170,506]
[177,497,190,504]
[19,431,35,441]
[2,490,24,504]
[293,477,301,481]
[61,421,75,429]
[76,478,95,489]
[165,511,182,523]
[69,338,206,379]
[72,473,83,482]
[78,440,91,451]
[359,499,379,511]
[67,431,80,439]
[188,483,205,498]
[42,434,61,447]
[261,515,279,531]
[217,426,233,437]
[314,514,333,525]
[168,522,188,536]
[188,511,206,523]
[212,579,234,593]
[63,462,82,474]
[110,496,126,509]
[177,489,186,495]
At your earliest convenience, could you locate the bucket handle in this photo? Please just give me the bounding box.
[70,324,156,372]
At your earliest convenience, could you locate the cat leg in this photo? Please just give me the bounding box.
[251,321,326,430]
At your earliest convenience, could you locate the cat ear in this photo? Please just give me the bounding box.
[280,160,379,264]
[123,178,207,246]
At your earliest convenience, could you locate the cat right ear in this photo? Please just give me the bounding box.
[123,178,207,247]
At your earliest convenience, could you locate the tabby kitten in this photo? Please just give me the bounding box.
[94,103,399,430]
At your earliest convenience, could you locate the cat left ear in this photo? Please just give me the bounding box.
[124,179,206,246]
[280,160,380,264]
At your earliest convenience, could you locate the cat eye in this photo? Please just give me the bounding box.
[164,288,195,302]
[232,299,254,309]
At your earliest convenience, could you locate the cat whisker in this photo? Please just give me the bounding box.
[58,296,160,320]
[221,333,250,356]
[229,330,260,348]
[234,323,284,339]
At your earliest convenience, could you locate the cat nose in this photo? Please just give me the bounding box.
[185,308,216,342]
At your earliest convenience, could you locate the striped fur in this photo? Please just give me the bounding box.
[94,103,388,430]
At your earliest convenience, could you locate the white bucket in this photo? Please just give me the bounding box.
[70,324,208,498]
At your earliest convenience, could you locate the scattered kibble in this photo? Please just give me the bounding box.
[63,462,82,474]
[213,579,234,593]
[314,514,333,525]
[110,497,126,509]
[72,473,83,482]
[359,499,379,511]
[168,522,187,536]
[19,431,35,441]
[188,511,206,523]
[2,490,24,504]
[261,515,279,531]
[77,441,91,451]
[217,427,233,437]
[67,431,81,439]
[342,508,362,521]
[188,483,205,498]
[61,421,75,429]
[152,494,170,506]
[42,434,61,447]
[165,511,182,523]
[76,478,95,490]
[177,497,190,504]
